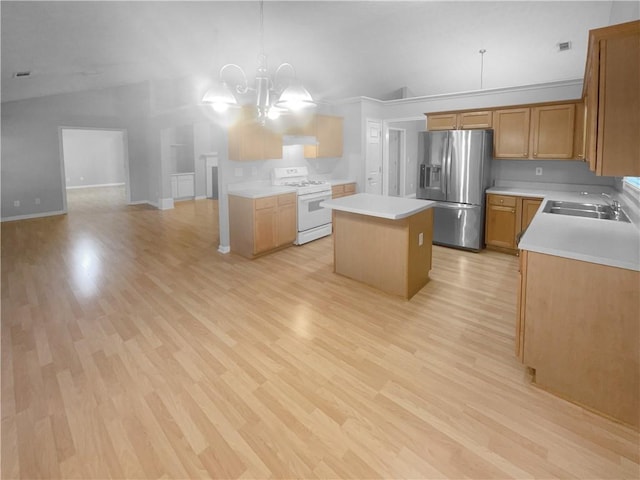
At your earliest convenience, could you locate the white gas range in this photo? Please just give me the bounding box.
[272,167,332,245]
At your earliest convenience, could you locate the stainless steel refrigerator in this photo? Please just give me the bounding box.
[416,129,493,251]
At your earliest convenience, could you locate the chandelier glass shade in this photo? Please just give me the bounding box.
[202,1,315,124]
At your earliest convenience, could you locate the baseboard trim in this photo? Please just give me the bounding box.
[1,210,67,222]
[218,245,231,254]
[195,195,207,200]
[159,198,174,210]
[66,183,125,190]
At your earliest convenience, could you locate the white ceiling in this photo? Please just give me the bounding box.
[0,1,629,104]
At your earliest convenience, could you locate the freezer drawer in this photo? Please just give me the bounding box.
[432,202,484,251]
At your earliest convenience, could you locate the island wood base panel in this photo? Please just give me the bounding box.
[332,208,433,299]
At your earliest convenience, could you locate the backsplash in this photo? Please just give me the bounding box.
[224,145,341,187]
[491,159,616,187]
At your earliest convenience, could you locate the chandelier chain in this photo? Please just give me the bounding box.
[259,0,265,55]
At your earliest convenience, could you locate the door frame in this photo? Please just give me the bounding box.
[382,116,426,197]
[59,126,131,210]
[364,118,383,195]
[386,127,406,197]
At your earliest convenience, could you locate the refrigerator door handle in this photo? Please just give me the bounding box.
[419,164,426,189]
[444,134,451,199]
[434,202,479,209]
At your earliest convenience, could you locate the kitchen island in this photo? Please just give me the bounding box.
[321,193,436,299]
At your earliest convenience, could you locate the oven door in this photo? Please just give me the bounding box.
[298,191,332,232]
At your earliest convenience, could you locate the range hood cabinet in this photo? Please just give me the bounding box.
[282,135,318,146]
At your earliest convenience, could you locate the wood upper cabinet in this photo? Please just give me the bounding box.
[458,111,492,129]
[530,104,575,159]
[485,194,542,253]
[493,108,531,159]
[583,20,640,176]
[228,107,283,161]
[426,110,492,131]
[229,192,297,258]
[305,115,343,158]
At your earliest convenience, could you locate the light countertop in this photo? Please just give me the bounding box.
[321,193,436,220]
[486,186,640,271]
[228,186,297,199]
[329,179,356,186]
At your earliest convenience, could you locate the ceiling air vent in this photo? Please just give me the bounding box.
[13,71,32,78]
[558,41,572,52]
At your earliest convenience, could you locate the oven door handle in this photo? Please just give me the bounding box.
[299,192,331,203]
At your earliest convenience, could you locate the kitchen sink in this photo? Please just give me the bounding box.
[542,200,630,222]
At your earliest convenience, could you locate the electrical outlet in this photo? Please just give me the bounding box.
[35,198,41,205]
[418,232,424,246]
[13,200,20,207]
[535,167,543,176]
[234,168,243,177]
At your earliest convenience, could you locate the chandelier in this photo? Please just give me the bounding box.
[202,1,315,125]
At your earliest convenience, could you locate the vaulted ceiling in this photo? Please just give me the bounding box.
[0,1,630,104]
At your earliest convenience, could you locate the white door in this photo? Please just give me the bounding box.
[365,119,382,194]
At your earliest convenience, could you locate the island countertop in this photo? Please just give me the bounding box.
[321,193,437,220]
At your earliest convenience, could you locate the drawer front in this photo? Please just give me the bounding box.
[488,194,517,207]
[332,185,345,197]
[277,193,296,206]
[255,196,277,210]
[343,183,356,194]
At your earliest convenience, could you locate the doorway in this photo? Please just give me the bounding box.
[388,128,405,197]
[60,128,130,212]
[365,119,383,194]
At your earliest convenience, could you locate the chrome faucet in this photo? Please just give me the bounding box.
[601,193,621,212]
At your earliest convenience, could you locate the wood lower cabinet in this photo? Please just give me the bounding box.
[517,250,639,428]
[485,195,518,250]
[485,194,543,253]
[331,182,356,199]
[583,20,640,176]
[229,193,297,258]
[520,198,543,231]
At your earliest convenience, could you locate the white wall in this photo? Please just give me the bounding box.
[62,129,126,188]
[1,83,150,219]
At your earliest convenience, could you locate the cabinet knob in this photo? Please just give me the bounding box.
[500,199,504,203]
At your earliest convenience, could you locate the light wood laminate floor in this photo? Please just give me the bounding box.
[2,189,638,479]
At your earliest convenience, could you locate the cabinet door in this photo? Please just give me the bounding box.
[584,47,599,171]
[515,250,528,361]
[177,175,194,198]
[486,195,518,249]
[331,185,345,198]
[343,183,356,196]
[573,102,586,161]
[276,203,297,246]
[305,115,343,158]
[597,33,640,176]
[520,198,542,231]
[458,111,492,129]
[254,206,277,254]
[493,108,530,159]
[427,113,457,131]
[228,107,283,161]
[530,104,575,159]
